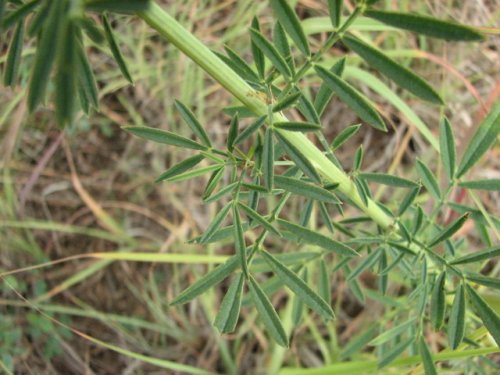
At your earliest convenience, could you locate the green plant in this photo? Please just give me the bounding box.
[1,0,499,373]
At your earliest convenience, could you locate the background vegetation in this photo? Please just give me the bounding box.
[0,0,498,374]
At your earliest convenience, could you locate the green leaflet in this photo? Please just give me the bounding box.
[342,34,443,104]
[315,65,387,131]
[341,326,377,360]
[378,336,415,369]
[4,20,24,86]
[76,39,99,111]
[273,22,295,75]
[170,256,239,305]
[358,173,418,189]
[439,118,456,180]
[292,268,307,326]
[214,272,245,333]
[331,124,361,150]
[76,16,105,44]
[270,0,310,57]
[274,175,340,204]
[237,202,281,237]
[27,0,63,112]
[85,0,152,12]
[248,275,289,347]
[465,284,500,346]
[327,0,342,28]
[398,186,420,216]
[318,259,331,305]
[155,154,205,182]
[163,164,221,184]
[234,115,267,145]
[448,283,465,349]
[125,126,207,150]
[1,0,40,30]
[457,104,500,178]
[364,9,484,42]
[233,204,249,277]
[314,58,346,116]
[203,182,238,204]
[261,249,334,320]
[419,337,438,375]
[250,28,292,78]
[102,14,133,83]
[272,92,301,113]
[347,249,381,281]
[227,113,239,152]
[416,159,440,200]
[459,179,500,191]
[297,94,321,124]
[450,245,500,265]
[430,271,446,330]
[199,202,232,244]
[370,318,417,345]
[174,100,212,147]
[274,121,322,132]
[466,273,500,290]
[263,127,274,192]
[223,45,260,83]
[277,219,358,257]
[251,17,265,79]
[428,213,469,248]
[275,132,321,183]
[215,50,259,83]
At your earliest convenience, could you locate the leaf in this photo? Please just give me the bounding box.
[370,318,417,345]
[202,167,225,199]
[227,113,239,152]
[251,17,265,79]
[273,121,321,132]
[237,202,281,237]
[155,154,205,182]
[416,159,440,200]
[214,272,245,333]
[263,127,274,192]
[277,219,358,257]
[273,22,294,74]
[353,177,369,207]
[261,249,334,320]
[358,173,418,189]
[315,65,387,131]
[331,124,361,150]
[378,336,415,369]
[364,9,484,42]
[102,14,133,83]
[274,175,340,204]
[125,126,207,150]
[318,202,335,233]
[297,94,321,124]
[250,28,292,78]
[174,100,212,147]
[448,283,465,349]
[342,34,443,104]
[272,92,301,112]
[270,0,310,56]
[76,40,100,111]
[428,213,469,248]
[398,186,421,216]
[223,45,260,83]
[203,182,238,204]
[275,132,322,183]
[439,117,456,180]
[466,273,500,290]
[450,245,500,265]
[459,179,500,191]
[27,0,64,111]
[234,115,267,145]
[85,0,151,12]
[430,271,446,330]
[1,0,39,30]
[3,19,24,86]
[233,204,249,277]
[318,259,331,305]
[457,104,500,178]
[76,16,105,44]
[419,337,438,375]
[199,202,232,243]
[327,0,342,28]
[292,268,307,326]
[465,284,500,346]
[314,58,346,116]
[248,275,289,347]
[347,249,381,281]
[170,256,239,305]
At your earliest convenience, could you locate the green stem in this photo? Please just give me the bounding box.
[139,2,393,230]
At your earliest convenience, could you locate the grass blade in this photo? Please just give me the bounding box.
[125,126,207,150]
[465,284,500,346]
[277,219,358,257]
[214,272,245,333]
[364,9,484,41]
[248,275,289,347]
[270,0,310,56]
[439,118,456,180]
[174,100,212,147]
[274,175,339,204]
[448,283,465,349]
[342,34,443,104]
[261,249,334,320]
[315,65,386,131]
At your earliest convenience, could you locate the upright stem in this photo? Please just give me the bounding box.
[138,2,393,230]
